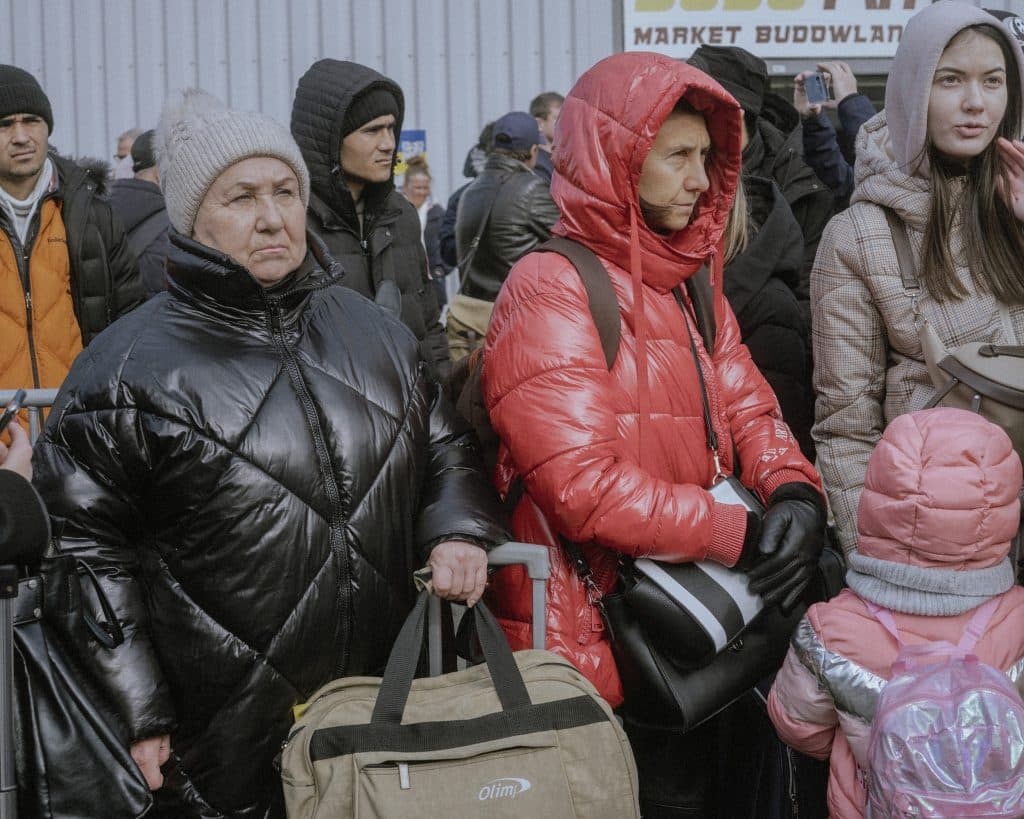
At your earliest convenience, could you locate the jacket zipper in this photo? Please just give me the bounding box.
[7,218,42,388]
[267,301,353,677]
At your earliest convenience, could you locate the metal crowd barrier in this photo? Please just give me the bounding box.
[0,389,58,444]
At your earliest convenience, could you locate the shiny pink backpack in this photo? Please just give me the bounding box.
[864,598,1024,818]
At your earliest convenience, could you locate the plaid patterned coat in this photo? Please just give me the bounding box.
[811,112,1024,552]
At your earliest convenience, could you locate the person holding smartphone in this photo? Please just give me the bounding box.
[793,62,877,211]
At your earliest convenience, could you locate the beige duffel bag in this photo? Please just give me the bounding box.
[281,591,640,818]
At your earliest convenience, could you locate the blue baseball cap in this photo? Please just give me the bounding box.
[490,111,542,151]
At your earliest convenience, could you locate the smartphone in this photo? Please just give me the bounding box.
[804,72,832,106]
[0,389,27,435]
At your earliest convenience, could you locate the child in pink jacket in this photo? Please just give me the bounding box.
[767,408,1024,819]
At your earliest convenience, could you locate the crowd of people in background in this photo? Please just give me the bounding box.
[2,2,1024,817]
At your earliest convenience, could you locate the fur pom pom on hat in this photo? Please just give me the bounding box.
[156,89,310,235]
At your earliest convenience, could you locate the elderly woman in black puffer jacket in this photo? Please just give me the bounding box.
[32,90,508,819]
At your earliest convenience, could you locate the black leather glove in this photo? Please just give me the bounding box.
[747,483,827,612]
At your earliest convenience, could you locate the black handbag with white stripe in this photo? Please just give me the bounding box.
[579,286,806,731]
[621,476,767,668]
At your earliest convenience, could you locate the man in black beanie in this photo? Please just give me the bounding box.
[109,129,171,299]
[291,60,450,378]
[0,64,140,394]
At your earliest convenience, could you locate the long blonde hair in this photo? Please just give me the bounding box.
[722,177,749,264]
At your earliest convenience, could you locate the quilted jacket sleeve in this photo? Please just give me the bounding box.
[710,287,821,502]
[486,254,770,564]
[767,636,839,760]
[415,374,510,560]
[810,211,887,552]
[31,350,175,742]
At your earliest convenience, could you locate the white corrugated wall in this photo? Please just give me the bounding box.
[3,1,1021,199]
[0,0,617,201]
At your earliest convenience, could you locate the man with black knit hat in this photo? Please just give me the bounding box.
[109,129,171,298]
[291,59,450,378]
[688,45,834,300]
[0,64,141,393]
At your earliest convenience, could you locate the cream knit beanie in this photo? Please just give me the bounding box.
[156,89,310,236]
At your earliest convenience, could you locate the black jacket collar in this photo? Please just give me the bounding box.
[166,230,340,322]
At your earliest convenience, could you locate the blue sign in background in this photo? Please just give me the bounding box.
[396,129,427,176]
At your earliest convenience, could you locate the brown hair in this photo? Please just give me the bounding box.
[920,24,1024,304]
[529,92,564,120]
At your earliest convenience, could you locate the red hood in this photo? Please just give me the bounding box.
[550,52,742,293]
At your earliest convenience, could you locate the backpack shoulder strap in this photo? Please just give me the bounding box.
[864,600,903,646]
[882,207,920,296]
[126,209,167,260]
[534,237,621,370]
[957,597,1000,652]
[683,264,717,354]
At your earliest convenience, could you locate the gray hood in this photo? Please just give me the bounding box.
[886,1,1024,177]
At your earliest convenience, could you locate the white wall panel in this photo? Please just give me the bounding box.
[0,0,614,199]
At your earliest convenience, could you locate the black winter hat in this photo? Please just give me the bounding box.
[0,65,53,133]
[131,129,157,173]
[341,86,401,138]
[687,46,767,119]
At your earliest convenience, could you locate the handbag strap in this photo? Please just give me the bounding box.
[978,344,1024,359]
[672,286,725,482]
[883,208,921,314]
[76,559,126,648]
[456,171,514,290]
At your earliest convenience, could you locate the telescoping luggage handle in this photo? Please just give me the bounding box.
[371,591,533,724]
[427,541,550,675]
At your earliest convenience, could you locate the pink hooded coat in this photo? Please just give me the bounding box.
[768,408,1024,819]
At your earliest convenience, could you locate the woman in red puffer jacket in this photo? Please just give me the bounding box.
[482,51,823,817]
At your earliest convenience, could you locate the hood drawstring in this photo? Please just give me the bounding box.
[630,206,651,469]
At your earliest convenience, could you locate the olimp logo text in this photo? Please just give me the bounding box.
[478,778,532,801]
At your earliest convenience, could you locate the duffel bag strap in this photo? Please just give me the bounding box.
[371,590,532,725]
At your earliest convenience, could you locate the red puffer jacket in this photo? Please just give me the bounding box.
[482,53,822,707]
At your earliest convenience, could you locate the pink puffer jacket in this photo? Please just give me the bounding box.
[768,409,1024,819]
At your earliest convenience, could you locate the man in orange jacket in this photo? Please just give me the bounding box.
[0,65,141,394]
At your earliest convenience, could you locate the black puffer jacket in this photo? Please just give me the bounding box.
[723,176,815,460]
[291,60,449,379]
[54,153,143,341]
[742,118,834,309]
[454,153,558,301]
[32,232,507,818]
[109,178,171,298]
